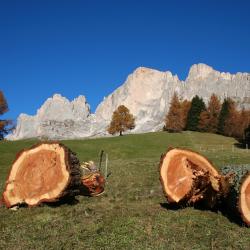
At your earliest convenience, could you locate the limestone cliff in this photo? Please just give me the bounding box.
[7,63,250,140]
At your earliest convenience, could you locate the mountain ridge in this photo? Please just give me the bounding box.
[7,63,250,140]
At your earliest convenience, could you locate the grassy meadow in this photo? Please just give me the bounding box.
[0,131,250,249]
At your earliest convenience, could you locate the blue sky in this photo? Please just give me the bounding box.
[0,0,250,121]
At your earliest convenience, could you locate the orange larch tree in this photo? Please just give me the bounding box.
[180,99,191,130]
[107,105,135,136]
[198,94,221,132]
[165,92,183,132]
[223,99,238,137]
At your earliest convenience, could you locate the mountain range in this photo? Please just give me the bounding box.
[7,63,250,140]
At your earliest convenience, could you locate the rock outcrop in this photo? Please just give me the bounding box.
[8,94,93,140]
[7,63,250,140]
[95,67,181,133]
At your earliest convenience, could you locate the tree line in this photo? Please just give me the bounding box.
[164,92,250,142]
[1,88,250,144]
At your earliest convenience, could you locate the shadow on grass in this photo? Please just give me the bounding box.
[234,142,247,149]
[218,204,246,227]
[160,201,219,211]
[160,202,183,210]
[160,202,246,227]
[45,196,79,207]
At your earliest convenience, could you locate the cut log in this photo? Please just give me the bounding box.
[80,161,105,196]
[159,148,227,207]
[221,165,250,226]
[2,142,81,208]
[81,172,105,196]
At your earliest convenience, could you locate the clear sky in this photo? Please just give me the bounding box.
[0,0,250,121]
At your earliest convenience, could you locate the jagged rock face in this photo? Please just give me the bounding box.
[7,63,250,140]
[7,94,92,140]
[182,64,250,108]
[36,94,90,121]
[13,114,38,139]
[95,67,181,132]
[95,64,250,132]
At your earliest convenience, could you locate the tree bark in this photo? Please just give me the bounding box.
[2,142,81,208]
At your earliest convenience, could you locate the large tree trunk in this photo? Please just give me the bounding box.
[159,148,228,208]
[221,165,250,226]
[2,142,81,208]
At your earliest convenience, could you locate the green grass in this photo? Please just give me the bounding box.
[0,131,250,249]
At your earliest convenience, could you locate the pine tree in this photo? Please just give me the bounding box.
[186,95,206,131]
[0,91,12,139]
[217,98,230,134]
[107,105,135,136]
[244,124,250,145]
[165,92,183,132]
[217,98,234,135]
[198,94,221,132]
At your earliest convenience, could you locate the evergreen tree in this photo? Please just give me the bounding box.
[165,92,183,132]
[217,98,232,135]
[244,124,250,145]
[186,95,206,131]
[0,91,12,139]
[107,105,135,136]
[198,94,221,132]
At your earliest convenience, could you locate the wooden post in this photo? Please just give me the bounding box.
[99,150,104,171]
[105,153,108,179]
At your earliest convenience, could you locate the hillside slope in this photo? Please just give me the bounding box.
[1,132,250,249]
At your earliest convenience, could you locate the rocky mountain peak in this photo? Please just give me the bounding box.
[132,66,166,79]
[35,94,90,121]
[72,95,90,118]
[187,63,215,80]
[51,93,68,101]
[134,66,158,74]
[7,63,250,140]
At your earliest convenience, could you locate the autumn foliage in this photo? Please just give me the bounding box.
[108,105,135,136]
[198,94,221,133]
[0,91,12,139]
[0,91,8,115]
[164,93,250,142]
[165,93,183,132]
[180,100,191,129]
[165,92,191,132]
